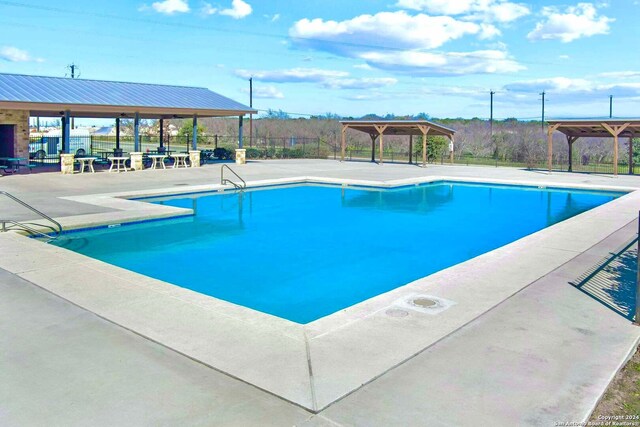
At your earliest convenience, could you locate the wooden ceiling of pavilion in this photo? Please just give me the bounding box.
[546,119,640,175]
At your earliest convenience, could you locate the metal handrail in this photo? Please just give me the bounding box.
[221,164,246,190]
[0,191,62,239]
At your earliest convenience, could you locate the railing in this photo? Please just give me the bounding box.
[0,191,62,240]
[220,164,246,190]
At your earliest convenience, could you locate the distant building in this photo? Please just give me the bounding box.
[92,126,115,136]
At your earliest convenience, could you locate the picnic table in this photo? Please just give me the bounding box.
[75,157,97,173]
[147,154,167,170]
[171,153,189,168]
[0,157,29,173]
[108,156,129,173]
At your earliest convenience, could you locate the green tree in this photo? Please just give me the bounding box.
[178,119,207,137]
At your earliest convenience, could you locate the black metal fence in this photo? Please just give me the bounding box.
[26,134,638,175]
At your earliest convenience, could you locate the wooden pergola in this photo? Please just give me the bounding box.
[340,120,456,166]
[547,119,640,176]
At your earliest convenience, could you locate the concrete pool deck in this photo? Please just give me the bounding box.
[1,159,640,425]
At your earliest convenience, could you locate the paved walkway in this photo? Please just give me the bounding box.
[1,160,640,426]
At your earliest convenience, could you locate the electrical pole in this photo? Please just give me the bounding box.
[249,77,253,148]
[540,91,546,131]
[490,90,495,137]
[66,63,80,128]
[609,95,613,118]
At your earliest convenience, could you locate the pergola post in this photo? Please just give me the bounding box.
[449,136,454,164]
[369,133,376,162]
[341,125,346,161]
[134,112,140,152]
[115,118,121,151]
[374,125,388,164]
[547,123,560,172]
[61,110,70,154]
[238,115,244,149]
[418,125,430,167]
[567,135,577,172]
[192,115,198,150]
[409,134,413,164]
[602,122,630,177]
[629,136,634,175]
[159,118,164,148]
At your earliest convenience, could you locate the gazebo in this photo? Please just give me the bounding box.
[340,120,456,166]
[0,73,255,166]
[546,119,640,175]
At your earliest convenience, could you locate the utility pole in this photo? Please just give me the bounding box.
[540,91,546,131]
[66,63,80,128]
[609,95,613,118]
[490,90,495,137]
[249,77,253,148]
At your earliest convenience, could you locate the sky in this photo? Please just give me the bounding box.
[1,0,640,122]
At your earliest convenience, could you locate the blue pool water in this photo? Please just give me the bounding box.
[53,182,622,323]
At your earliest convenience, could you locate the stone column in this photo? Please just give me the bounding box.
[189,150,201,168]
[130,152,143,171]
[60,153,75,174]
[235,149,246,165]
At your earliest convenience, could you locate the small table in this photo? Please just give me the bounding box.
[108,156,129,173]
[172,153,189,168]
[76,157,97,173]
[148,154,167,170]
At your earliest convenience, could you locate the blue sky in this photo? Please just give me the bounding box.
[0,0,639,121]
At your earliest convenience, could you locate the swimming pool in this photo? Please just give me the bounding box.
[53,181,622,323]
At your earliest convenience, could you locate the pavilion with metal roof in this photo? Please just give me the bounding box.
[340,120,456,166]
[546,119,640,176]
[0,72,255,157]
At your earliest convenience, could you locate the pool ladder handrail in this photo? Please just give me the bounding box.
[0,191,63,240]
[221,164,246,190]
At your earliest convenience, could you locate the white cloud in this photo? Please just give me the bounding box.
[290,11,496,54]
[598,71,640,79]
[242,85,284,99]
[322,77,398,90]
[220,0,252,19]
[235,67,397,90]
[504,77,640,100]
[0,46,42,62]
[150,0,190,14]
[359,49,525,76]
[527,3,613,42]
[202,3,217,15]
[235,68,348,83]
[396,0,530,23]
[288,11,521,76]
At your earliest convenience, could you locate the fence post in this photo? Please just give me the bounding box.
[302,139,306,158]
[317,137,321,158]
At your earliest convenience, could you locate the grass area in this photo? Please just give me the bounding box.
[590,347,640,423]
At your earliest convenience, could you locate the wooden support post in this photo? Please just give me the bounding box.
[567,135,577,172]
[409,134,413,164]
[602,122,630,177]
[614,134,619,175]
[547,123,561,172]
[629,136,634,175]
[374,125,388,165]
[449,136,454,164]
[417,125,430,167]
[370,133,376,162]
[340,125,346,162]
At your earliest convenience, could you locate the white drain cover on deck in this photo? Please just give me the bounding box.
[393,294,456,315]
